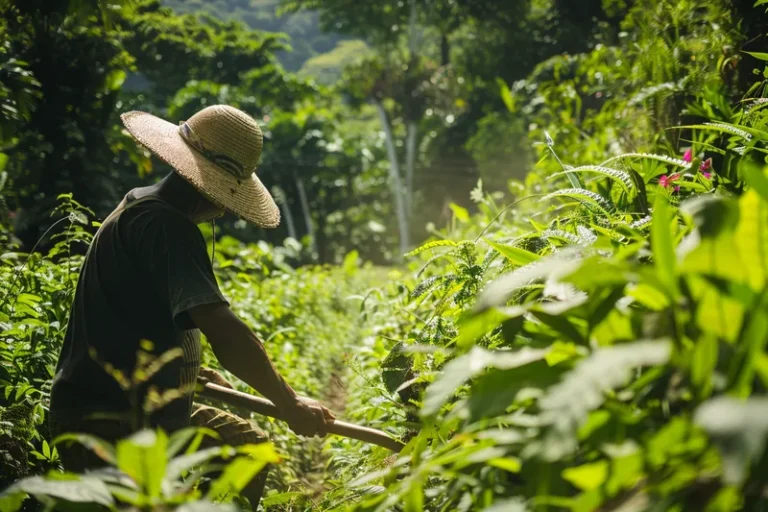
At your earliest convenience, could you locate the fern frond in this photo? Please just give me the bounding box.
[600,152,689,169]
[629,216,652,229]
[411,276,444,298]
[543,188,615,216]
[417,253,450,278]
[538,339,672,460]
[476,247,584,311]
[550,166,633,191]
[576,226,597,245]
[541,229,581,245]
[676,122,754,141]
[405,240,458,258]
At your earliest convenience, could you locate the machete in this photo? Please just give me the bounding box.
[199,382,404,453]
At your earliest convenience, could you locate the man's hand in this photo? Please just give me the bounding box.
[281,397,336,438]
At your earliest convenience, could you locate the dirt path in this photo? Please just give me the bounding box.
[294,371,349,508]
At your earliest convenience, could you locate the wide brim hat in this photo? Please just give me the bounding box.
[120,105,280,228]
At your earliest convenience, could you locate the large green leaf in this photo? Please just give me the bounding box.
[733,190,768,291]
[468,360,563,422]
[117,429,168,499]
[695,397,768,484]
[484,239,540,266]
[651,194,679,298]
[562,460,608,491]
[476,248,583,311]
[422,346,547,416]
[207,444,279,501]
[0,475,114,509]
[539,340,672,460]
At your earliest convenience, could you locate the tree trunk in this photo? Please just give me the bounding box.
[405,121,417,221]
[277,188,297,240]
[375,99,409,259]
[440,32,450,66]
[294,173,316,255]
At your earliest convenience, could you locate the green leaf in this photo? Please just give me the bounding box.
[488,457,522,472]
[105,69,127,91]
[744,51,768,62]
[449,203,470,223]
[468,361,562,421]
[164,446,230,490]
[484,239,540,266]
[729,294,768,398]
[695,396,768,484]
[562,460,609,491]
[343,249,360,275]
[651,194,679,298]
[117,429,168,498]
[405,239,458,258]
[742,163,768,203]
[542,188,615,216]
[690,335,718,397]
[734,190,768,291]
[207,444,278,501]
[422,346,547,416]
[497,78,516,113]
[2,476,114,508]
[476,248,583,312]
[550,166,633,192]
[539,340,672,460]
[262,492,305,507]
[52,433,116,466]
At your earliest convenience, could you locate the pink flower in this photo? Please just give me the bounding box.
[659,173,681,188]
[700,158,712,171]
[702,171,712,179]
[683,148,693,162]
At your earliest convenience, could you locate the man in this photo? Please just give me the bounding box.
[48,105,335,508]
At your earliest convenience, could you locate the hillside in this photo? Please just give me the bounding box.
[161,0,365,78]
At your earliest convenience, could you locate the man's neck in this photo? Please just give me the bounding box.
[135,174,198,221]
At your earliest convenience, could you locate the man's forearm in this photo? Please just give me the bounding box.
[208,321,297,411]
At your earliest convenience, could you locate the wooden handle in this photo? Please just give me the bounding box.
[199,383,404,453]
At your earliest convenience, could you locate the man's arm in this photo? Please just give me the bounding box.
[188,302,334,437]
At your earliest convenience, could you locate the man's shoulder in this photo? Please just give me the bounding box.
[120,195,195,231]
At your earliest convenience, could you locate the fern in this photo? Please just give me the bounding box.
[476,247,585,311]
[629,216,653,229]
[541,229,582,245]
[411,275,444,299]
[538,340,672,460]
[676,122,755,141]
[576,226,597,245]
[417,253,451,278]
[550,166,633,191]
[600,152,690,169]
[542,188,615,216]
[406,240,458,258]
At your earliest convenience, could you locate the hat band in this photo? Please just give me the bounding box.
[179,122,251,179]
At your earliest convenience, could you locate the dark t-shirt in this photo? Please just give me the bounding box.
[49,191,228,431]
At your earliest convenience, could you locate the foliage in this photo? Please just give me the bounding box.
[160,0,350,73]
[0,428,279,511]
[311,51,768,510]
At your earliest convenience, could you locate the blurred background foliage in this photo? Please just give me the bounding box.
[1,0,760,265]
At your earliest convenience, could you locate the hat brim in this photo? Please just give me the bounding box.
[121,110,280,228]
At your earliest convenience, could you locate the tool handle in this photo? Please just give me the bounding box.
[199,383,404,453]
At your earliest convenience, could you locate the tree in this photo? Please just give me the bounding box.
[0,0,135,247]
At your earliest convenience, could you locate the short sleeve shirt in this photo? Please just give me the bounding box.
[50,191,228,431]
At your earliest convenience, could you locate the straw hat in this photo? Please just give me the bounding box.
[120,105,280,228]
